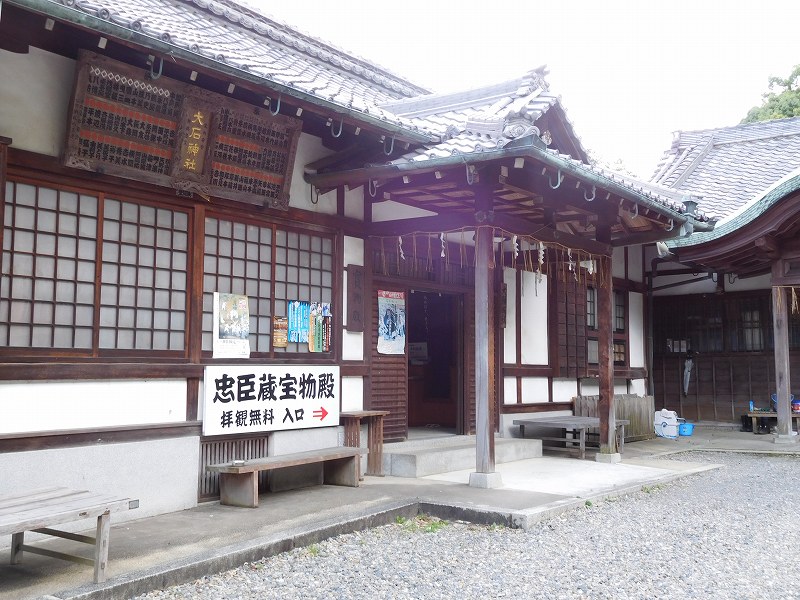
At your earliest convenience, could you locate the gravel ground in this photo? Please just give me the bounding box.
[135,452,800,600]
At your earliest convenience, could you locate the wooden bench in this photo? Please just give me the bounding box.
[1,487,136,583]
[207,446,367,508]
[340,410,389,477]
[746,411,800,434]
[514,416,630,459]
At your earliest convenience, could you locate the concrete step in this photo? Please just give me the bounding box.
[382,436,542,478]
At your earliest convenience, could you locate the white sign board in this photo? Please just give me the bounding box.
[203,365,340,436]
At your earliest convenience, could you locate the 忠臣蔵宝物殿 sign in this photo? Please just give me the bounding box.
[202,365,339,436]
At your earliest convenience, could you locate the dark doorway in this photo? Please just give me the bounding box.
[407,290,463,431]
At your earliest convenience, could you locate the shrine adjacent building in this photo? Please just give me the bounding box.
[649,118,800,432]
[0,0,709,524]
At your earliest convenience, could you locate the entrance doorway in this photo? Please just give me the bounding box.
[407,290,463,433]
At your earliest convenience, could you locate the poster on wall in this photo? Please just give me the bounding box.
[377,290,406,355]
[287,301,331,352]
[273,317,288,348]
[212,292,251,359]
[203,365,340,435]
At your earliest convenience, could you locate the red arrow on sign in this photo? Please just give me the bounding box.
[313,407,329,420]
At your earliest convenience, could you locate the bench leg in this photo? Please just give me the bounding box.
[323,456,359,487]
[751,416,758,434]
[579,428,586,460]
[220,472,259,508]
[93,512,111,583]
[366,416,385,477]
[10,532,23,565]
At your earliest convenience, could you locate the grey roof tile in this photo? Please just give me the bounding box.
[651,117,800,218]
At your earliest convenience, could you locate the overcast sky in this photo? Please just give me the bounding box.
[247,1,799,177]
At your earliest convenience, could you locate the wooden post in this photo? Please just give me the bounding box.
[771,283,793,438]
[597,254,618,456]
[474,224,495,473]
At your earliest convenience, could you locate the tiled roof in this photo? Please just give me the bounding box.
[31,0,434,134]
[650,117,800,219]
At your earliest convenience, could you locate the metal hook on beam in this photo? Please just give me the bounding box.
[548,169,563,189]
[584,185,596,202]
[630,203,639,218]
[330,117,343,138]
[368,179,377,198]
[666,218,674,232]
[149,56,163,80]
[465,163,475,185]
[268,94,281,116]
[383,136,395,156]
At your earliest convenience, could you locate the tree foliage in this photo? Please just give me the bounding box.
[742,64,800,123]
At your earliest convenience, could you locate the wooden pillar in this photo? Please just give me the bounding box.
[597,254,617,454]
[474,224,495,473]
[771,284,793,437]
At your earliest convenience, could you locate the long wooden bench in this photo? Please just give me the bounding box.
[207,446,367,508]
[1,487,136,583]
[514,416,630,459]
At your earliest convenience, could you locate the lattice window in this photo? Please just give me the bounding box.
[1,182,98,349]
[99,199,188,350]
[202,219,334,355]
[586,287,597,329]
[614,291,626,332]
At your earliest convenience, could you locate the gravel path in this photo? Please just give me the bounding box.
[135,452,800,600]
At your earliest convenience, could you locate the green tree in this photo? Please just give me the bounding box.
[742,65,800,123]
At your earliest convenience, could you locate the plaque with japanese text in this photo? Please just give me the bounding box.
[64,51,301,210]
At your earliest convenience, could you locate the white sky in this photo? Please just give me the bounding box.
[248,0,799,177]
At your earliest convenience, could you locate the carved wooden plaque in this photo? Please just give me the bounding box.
[64,51,301,210]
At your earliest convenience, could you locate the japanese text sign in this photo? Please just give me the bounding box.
[203,365,340,435]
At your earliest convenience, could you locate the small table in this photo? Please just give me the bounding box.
[746,411,800,434]
[340,410,389,477]
[514,416,629,459]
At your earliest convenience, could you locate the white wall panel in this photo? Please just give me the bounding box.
[0,47,73,156]
[503,268,517,364]
[552,378,578,403]
[521,377,550,403]
[289,133,336,213]
[629,291,645,368]
[520,272,548,364]
[503,376,518,405]
[0,380,186,434]
[340,376,364,412]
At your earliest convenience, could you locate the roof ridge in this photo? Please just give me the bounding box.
[189,0,430,97]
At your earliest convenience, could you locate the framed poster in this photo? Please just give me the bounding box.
[213,292,251,359]
[377,290,405,355]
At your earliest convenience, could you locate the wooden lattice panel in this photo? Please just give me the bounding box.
[65,52,301,210]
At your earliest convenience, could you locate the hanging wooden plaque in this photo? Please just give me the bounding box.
[64,51,301,210]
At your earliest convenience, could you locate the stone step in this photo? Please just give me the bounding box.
[382,436,542,478]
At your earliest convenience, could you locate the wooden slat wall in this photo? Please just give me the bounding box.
[198,436,269,501]
[653,355,782,422]
[370,289,408,442]
[465,293,477,434]
[574,394,656,441]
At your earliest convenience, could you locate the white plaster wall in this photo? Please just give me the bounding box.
[552,378,578,403]
[344,186,364,221]
[612,247,626,279]
[341,376,364,412]
[579,378,631,396]
[289,133,336,213]
[521,377,550,403]
[0,380,186,434]
[0,436,199,549]
[503,376,518,405]
[342,236,365,360]
[628,246,644,283]
[629,291,645,368]
[629,378,646,396]
[651,271,716,296]
[726,273,771,292]
[503,267,517,364]
[372,200,436,221]
[0,47,73,156]
[520,272,548,364]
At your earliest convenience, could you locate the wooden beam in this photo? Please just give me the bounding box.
[474,195,495,475]
[771,272,793,438]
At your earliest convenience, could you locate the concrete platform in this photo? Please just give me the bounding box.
[382,436,542,477]
[1,424,798,600]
